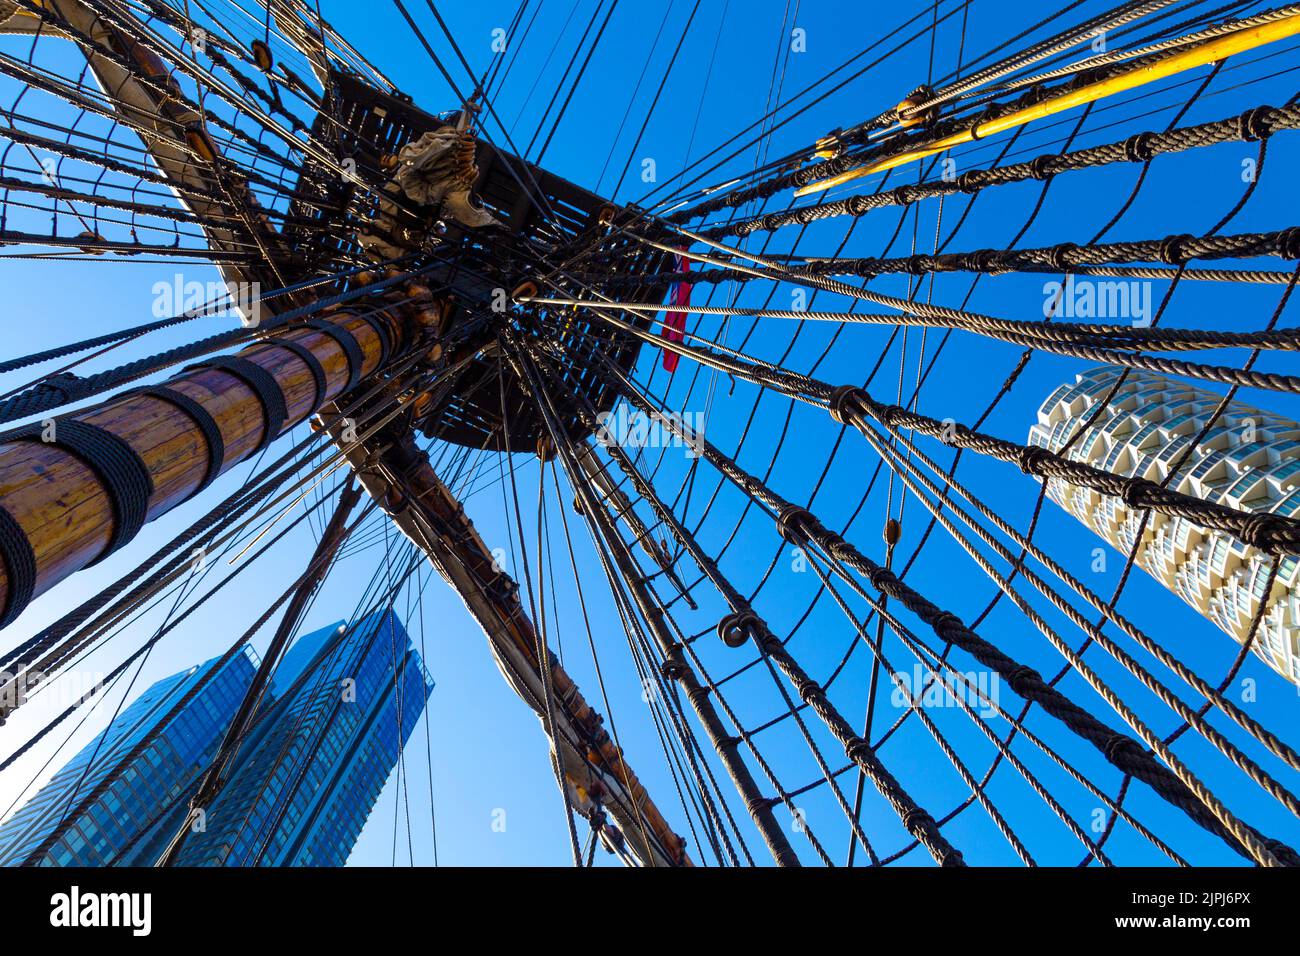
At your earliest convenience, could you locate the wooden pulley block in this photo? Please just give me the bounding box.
[184,124,218,163]
[250,39,274,73]
[895,85,937,128]
[883,517,902,546]
[74,230,105,255]
[383,485,407,511]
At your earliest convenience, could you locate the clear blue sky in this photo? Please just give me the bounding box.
[0,0,1297,867]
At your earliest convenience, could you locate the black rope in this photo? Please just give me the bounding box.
[0,417,156,626]
[0,506,36,630]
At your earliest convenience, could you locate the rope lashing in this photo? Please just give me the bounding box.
[304,318,366,393]
[258,338,328,411]
[0,418,155,626]
[125,386,226,493]
[185,355,288,453]
[5,419,153,564]
[0,505,36,629]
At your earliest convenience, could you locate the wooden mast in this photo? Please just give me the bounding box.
[0,0,696,867]
[0,300,418,625]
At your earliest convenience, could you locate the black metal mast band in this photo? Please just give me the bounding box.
[187,355,288,453]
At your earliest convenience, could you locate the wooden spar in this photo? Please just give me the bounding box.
[325,422,693,867]
[16,0,293,299]
[795,11,1300,197]
[0,302,419,627]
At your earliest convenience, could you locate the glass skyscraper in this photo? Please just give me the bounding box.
[1029,365,1300,685]
[175,610,433,866]
[0,649,258,866]
[0,609,432,866]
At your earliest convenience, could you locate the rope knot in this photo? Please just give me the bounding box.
[957,169,987,193]
[1275,225,1300,261]
[902,807,936,833]
[930,610,965,638]
[967,249,1001,273]
[1004,664,1040,696]
[1048,242,1079,271]
[1118,476,1158,509]
[1237,105,1276,142]
[1123,131,1156,162]
[828,384,867,424]
[1157,233,1196,265]
[795,676,821,704]
[1103,733,1142,765]
[775,504,813,545]
[792,165,819,188]
[1028,155,1055,180]
[1015,443,1052,476]
[876,402,908,427]
[844,736,871,764]
[1236,510,1293,553]
[905,255,929,275]
[717,611,761,648]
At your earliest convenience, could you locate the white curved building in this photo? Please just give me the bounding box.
[1028,366,1300,686]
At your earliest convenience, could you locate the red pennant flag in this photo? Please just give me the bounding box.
[661,254,690,372]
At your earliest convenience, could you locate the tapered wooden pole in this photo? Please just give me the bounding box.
[327,423,693,867]
[0,301,422,627]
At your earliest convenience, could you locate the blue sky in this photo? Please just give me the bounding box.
[0,0,1298,867]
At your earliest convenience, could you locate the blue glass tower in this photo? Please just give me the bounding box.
[174,609,433,866]
[0,609,432,867]
[0,649,258,866]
